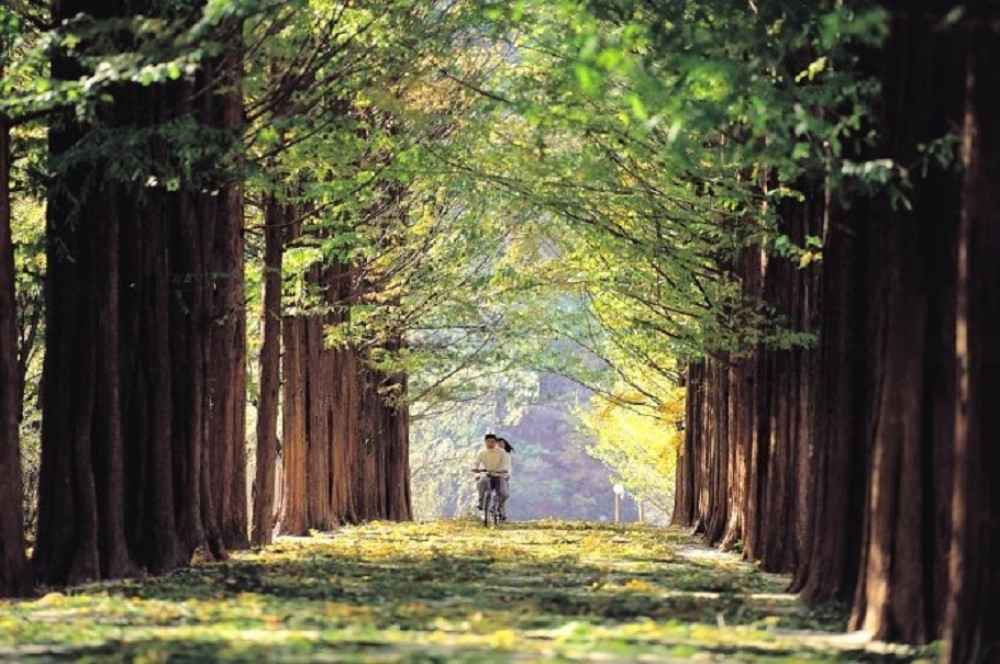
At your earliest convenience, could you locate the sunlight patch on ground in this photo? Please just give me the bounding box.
[0,519,937,662]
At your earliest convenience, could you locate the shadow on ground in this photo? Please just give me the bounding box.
[0,519,936,662]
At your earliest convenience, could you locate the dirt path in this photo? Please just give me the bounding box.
[0,520,933,661]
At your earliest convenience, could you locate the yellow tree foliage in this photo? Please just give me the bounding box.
[579,385,686,522]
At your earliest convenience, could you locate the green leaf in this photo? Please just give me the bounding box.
[573,63,601,95]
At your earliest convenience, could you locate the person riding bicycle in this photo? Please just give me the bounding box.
[474,433,511,520]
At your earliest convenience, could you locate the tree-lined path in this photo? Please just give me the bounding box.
[2,0,999,661]
[0,520,931,662]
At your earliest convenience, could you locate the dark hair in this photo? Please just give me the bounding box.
[498,438,514,454]
[485,433,497,441]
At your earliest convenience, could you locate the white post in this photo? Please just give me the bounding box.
[613,483,625,523]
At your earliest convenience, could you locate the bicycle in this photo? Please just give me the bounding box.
[472,470,507,527]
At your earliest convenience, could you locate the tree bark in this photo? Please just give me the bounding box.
[721,246,764,553]
[34,0,244,584]
[849,1,963,642]
[791,198,867,603]
[700,357,729,545]
[0,74,30,597]
[304,265,333,530]
[318,256,412,525]
[943,4,1000,659]
[745,195,820,574]
[756,252,799,573]
[382,340,412,521]
[251,193,284,546]
[733,249,765,561]
[277,309,309,535]
[275,215,346,534]
[329,262,361,523]
[206,47,248,551]
[672,361,703,527]
[35,2,132,581]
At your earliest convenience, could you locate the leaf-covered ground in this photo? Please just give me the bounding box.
[1,520,935,662]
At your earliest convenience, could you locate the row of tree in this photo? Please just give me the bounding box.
[1,0,608,594]
[0,0,465,592]
[428,0,997,659]
[451,1,998,659]
[1,0,760,597]
[672,2,999,662]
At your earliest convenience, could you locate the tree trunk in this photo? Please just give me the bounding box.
[849,1,964,642]
[316,318,338,526]
[206,47,248,551]
[734,249,765,561]
[721,246,764,553]
[791,197,867,603]
[673,188,821,570]
[745,340,770,562]
[943,5,1000,659]
[304,265,332,530]
[700,357,729,545]
[251,193,284,546]
[319,255,412,524]
[382,340,412,521]
[275,224,342,534]
[277,309,309,535]
[329,262,361,523]
[0,77,30,597]
[672,361,703,527]
[756,273,798,574]
[35,0,244,584]
[746,195,820,574]
[358,365,383,520]
[35,3,134,581]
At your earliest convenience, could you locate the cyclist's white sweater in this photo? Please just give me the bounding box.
[475,448,512,476]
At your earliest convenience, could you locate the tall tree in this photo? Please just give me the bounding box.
[33,0,247,584]
[250,190,285,545]
[208,39,249,550]
[0,48,30,597]
[275,210,328,535]
[244,1,430,534]
[790,194,868,604]
[943,2,1000,660]
[848,1,964,641]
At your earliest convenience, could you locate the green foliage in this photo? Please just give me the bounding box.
[6,0,859,427]
[6,1,268,102]
[234,0,873,506]
[382,0,839,383]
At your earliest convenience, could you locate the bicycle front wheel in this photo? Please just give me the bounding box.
[482,490,491,527]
